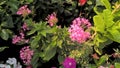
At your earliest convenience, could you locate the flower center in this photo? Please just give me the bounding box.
[69,62,72,66]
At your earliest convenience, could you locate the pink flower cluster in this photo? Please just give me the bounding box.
[17,5,31,17]
[12,23,29,44]
[68,17,91,43]
[20,46,34,65]
[46,12,58,26]
[63,57,76,68]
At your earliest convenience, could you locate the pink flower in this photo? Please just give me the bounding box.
[98,66,107,68]
[20,46,34,65]
[20,31,25,39]
[12,23,29,44]
[79,0,87,6]
[63,57,76,68]
[68,17,91,43]
[22,23,29,31]
[17,5,31,17]
[46,12,58,26]
[12,31,29,44]
[12,35,21,44]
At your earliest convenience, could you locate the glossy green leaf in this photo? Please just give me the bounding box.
[43,47,57,61]
[102,9,114,28]
[0,29,9,40]
[100,0,111,10]
[93,15,105,32]
[108,29,120,43]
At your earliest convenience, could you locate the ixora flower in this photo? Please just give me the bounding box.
[12,23,29,44]
[79,0,87,6]
[17,5,31,17]
[46,12,58,26]
[68,17,91,43]
[22,23,29,31]
[12,32,29,44]
[20,46,34,65]
[12,35,21,44]
[63,57,76,68]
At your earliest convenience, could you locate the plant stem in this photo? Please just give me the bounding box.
[112,4,120,14]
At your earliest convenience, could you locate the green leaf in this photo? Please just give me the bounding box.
[108,29,120,43]
[87,1,92,5]
[100,39,113,47]
[0,1,6,5]
[57,40,63,48]
[94,47,102,55]
[26,0,33,3]
[50,40,57,47]
[31,53,39,68]
[7,1,19,13]
[102,9,114,28]
[27,28,36,35]
[96,34,107,43]
[1,15,14,28]
[93,15,105,32]
[0,29,9,40]
[52,36,58,41]
[30,36,41,49]
[43,47,57,61]
[96,0,104,6]
[97,55,108,66]
[58,55,64,64]
[40,31,46,37]
[100,0,111,10]
[0,47,8,52]
[115,63,120,68]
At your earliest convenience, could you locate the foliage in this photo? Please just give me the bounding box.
[0,0,120,68]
